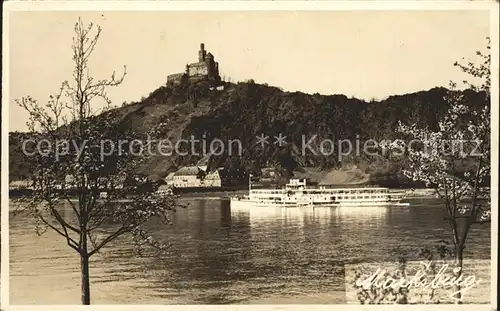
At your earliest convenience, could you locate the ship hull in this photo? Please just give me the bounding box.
[230,198,408,208]
[335,200,409,207]
[230,197,338,208]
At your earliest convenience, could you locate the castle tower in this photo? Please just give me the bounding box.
[198,43,206,62]
[206,53,215,79]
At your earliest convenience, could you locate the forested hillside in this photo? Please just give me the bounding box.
[9,80,487,186]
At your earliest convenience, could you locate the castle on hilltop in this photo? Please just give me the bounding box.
[167,43,221,86]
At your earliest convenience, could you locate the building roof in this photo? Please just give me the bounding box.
[174,166,203,176]
[261,167,278,172]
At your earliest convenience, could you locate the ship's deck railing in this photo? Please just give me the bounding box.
[249,188,405,193]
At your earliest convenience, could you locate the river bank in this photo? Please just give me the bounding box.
[179,188,438,199]
[8,188,438,200]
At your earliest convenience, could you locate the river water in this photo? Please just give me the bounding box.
[9,197,491,304]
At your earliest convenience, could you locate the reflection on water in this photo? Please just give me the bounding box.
[9,198,490,304]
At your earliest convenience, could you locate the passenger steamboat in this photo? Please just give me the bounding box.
[230,178,409,208]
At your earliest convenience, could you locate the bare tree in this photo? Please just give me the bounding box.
[390,38,491,303]
[15,18,179,305]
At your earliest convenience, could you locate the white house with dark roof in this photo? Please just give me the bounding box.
[168,166,206,188]
[165,166,226,188]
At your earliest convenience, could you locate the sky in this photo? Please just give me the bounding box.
[8,10,490,132]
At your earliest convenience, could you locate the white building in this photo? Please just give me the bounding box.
[165,166,225,188]
[165,172,176,186]
[203,170,222,187]
[168,166,206,188]
[9,180,33,190]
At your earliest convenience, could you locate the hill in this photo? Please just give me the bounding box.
[8,79,487,187]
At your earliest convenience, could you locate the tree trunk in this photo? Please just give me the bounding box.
[80,251,90,305]
[453,246,464,304]
[80,214,90,305]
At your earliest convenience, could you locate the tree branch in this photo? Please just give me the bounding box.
[38,213,80,252]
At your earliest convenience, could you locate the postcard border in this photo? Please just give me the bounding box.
[2,1,498,311]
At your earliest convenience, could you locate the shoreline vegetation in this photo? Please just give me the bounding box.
[9,187,439,200]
